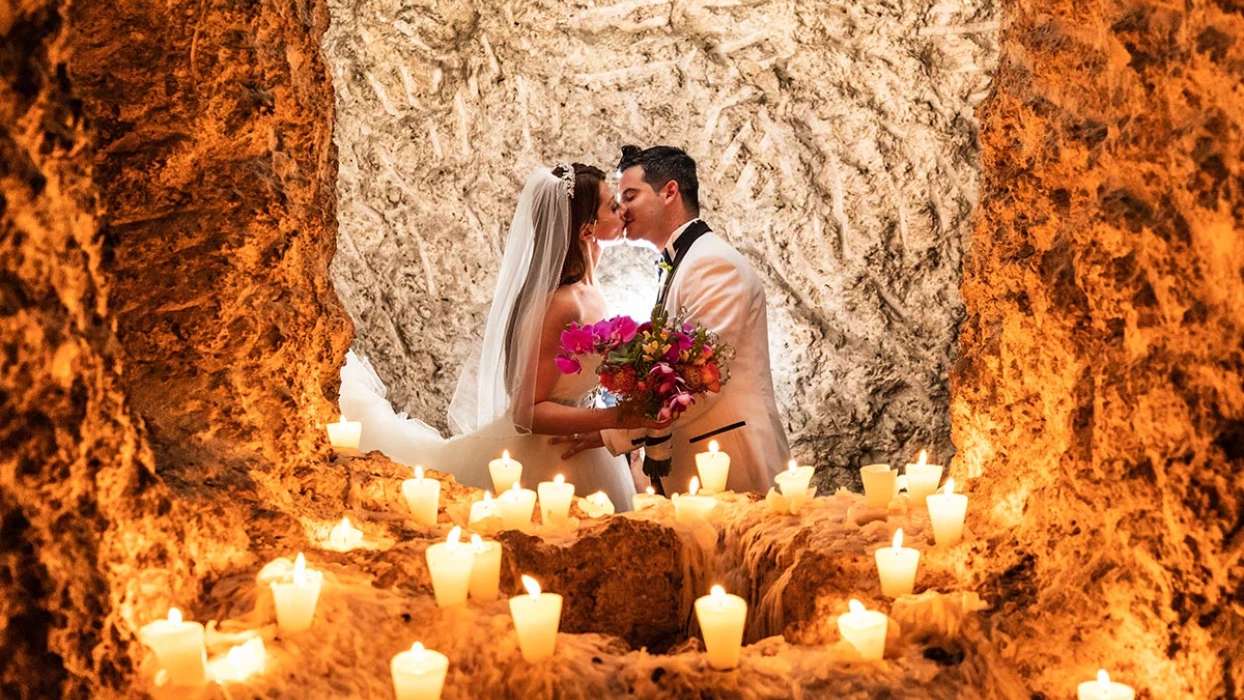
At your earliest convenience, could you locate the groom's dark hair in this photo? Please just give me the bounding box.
[617,145,700,216]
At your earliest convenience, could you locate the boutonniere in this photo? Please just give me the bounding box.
[658,259,673,275]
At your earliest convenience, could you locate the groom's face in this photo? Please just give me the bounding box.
[617,166,664,246]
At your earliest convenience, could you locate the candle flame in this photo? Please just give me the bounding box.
[521,574,542,597]
[916,449,928,467]
[510,481,521,492]
[502,450,511,461]
[646,486,655,496]
[447,526,462,547]
[892,529,904,549]
[689,476,700,496]
[787,459,798,475]
[339,416,348,424]
[412,641,426,661]
[1097,669,1110,686]
[294,553,307,585]
[709,440,720,454]
[168,607,183,626]
[848,599,865,614]
[471,533,487,553]
[590,491,605,504]
[415,465,424,480]
[554,474,565,484]
[484,491,492,502]
[944,478,955,495]
[710,584,726,599]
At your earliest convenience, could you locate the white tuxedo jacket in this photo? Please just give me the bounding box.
[603,229,790,493]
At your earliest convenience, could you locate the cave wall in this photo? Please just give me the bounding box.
[952,0,1244,695]
[64,0,353,476]
[0,2,185,696]
[324,0,999,485]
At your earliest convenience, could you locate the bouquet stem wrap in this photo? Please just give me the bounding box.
[643,426,674,495]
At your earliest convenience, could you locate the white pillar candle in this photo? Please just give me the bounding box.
[468,534,503,602]
[270,553,323,634]
[326,415,362,450]
[138,607,207,687]
[693,585,747,670]
[836,599,887,660]
[632,486,665,511]
[402,466,441,526]
[774,459,814,496]
[537,474,575,523]
[425,526,475,608]
[859,463,897,508]
[579,490,615,518]
[391,641,450,700]
[208,637,266,683]
[509,575,563,662]
[874,529,920,598]
[488,450,523,494]
[904,450,944,506]
[926,478,969,545]
[497,482,537,530]
[672,477,716,524]
[694,440,731,494]
[468,491,501,532]
[1077,670,1136,700]
[327,516,364,551]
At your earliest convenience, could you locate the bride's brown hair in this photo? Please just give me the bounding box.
[553,163,606,286]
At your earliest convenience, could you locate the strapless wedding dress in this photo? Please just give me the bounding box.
[338,352,636,511]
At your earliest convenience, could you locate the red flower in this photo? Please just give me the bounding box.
[702,362,722,392]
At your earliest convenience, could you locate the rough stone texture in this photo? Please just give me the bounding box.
[0,3,187,696]
[323,0,1000,487]
[65,0,353,475]
[951,0,1244,696]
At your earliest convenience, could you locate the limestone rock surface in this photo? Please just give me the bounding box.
[951,0,1244,695]
[324,0,1000,487]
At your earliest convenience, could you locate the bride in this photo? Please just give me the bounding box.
[340,163,662,509]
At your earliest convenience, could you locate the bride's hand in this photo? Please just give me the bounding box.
[549,431,604,459]
[618,413,673,431]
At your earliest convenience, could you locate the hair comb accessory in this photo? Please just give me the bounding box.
[554,162,575,199]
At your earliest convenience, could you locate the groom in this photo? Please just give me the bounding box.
[591,144,789,494]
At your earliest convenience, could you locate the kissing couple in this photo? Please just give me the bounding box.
[341,145,790,510]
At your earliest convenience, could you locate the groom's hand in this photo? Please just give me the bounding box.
[549,431,604,459]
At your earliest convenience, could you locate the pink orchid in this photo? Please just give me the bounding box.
[561,323,596,355]
[556,353,582,375]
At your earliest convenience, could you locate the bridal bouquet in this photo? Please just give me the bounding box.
[555,308,732,423]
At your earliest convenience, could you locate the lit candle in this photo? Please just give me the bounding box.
[207,637,266,683]
[904,450,944,506]
[497,482,537,530]
[926,478,968,545]
[425,526,475,608]
[402,466,441,527]
[488,450,523,494]
[774,459,814,497]
[579,490,615,518]
[326,516,364,551]
[468,534,503,602]
[672,477,716,524]
[693,585,747,670]
[1076,670,1136,700]
[859,463,897,509]
[391,641,450,700]
[836,599,887,660]
[874,529,920,598]
[137,607,207,687]
[326,415,362,451]
[537,474,575,523]
[632,486,665,511]
[270,553,323,634]
[694,440,731,494]
[467,491,501,532]
[509,575,563,662]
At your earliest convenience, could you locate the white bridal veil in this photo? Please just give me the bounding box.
[448,166,573,435]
